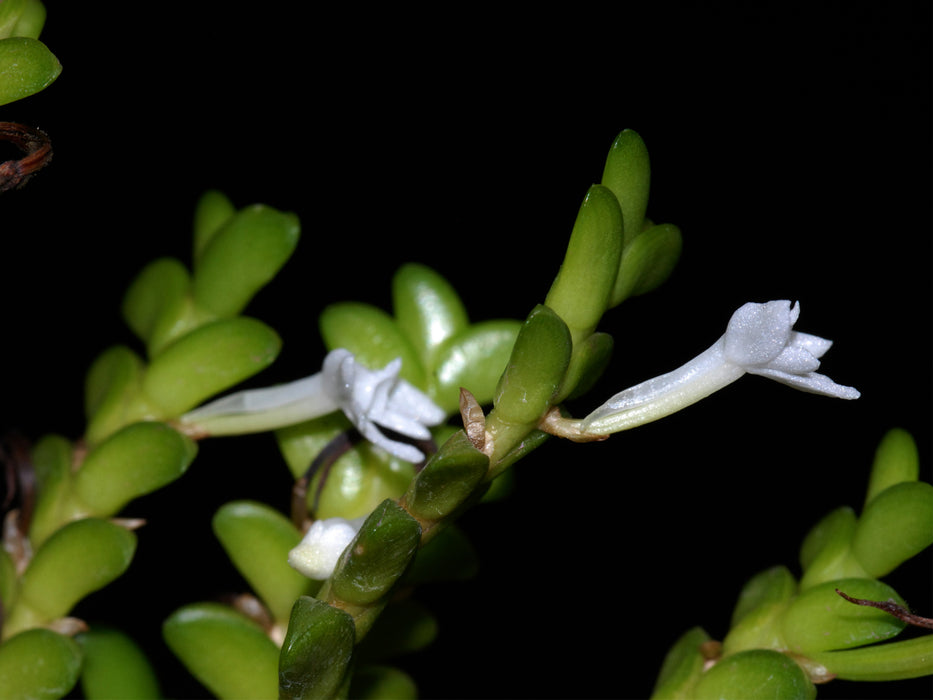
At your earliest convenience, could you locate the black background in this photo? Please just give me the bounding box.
[1,2,930,698]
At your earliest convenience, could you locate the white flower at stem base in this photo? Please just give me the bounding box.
[288,516,366,580]
[179,349,446,462]
[579,300,859,435]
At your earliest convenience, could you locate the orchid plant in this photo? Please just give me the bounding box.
[0,8,930,696]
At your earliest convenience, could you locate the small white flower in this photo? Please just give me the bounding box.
[287,516,366,580]
[581,300,859,435]
[320,349,446,463]
[179,349,446,462]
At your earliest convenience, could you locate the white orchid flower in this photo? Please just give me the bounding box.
[179,348,446,462]
[580,300,859,435]
[287,515,366,580]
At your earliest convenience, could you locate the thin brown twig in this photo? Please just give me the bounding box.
[835,588,933,629]
[0,121,52,191]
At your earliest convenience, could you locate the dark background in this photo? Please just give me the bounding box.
[1,2,930,698]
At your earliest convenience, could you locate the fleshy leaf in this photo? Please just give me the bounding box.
[491,305,572,426]
[320,302,426,390]
[730,565,797,629]
[0,628,82,700]
[851,481,933,577]
[163,603,279,700]
[192,204,300,318]
[781,578,906,654]
[72,422,197,517]
[213,500,315,621]
[864,428,920,507]
[431,319,520,414]
[193,189,236,265]
[544,184,623,344]
[612,223,682,305]
[692,650,815,700]
[143,317,281,416]
[13,518,136,630]
[279,596,356,700]
[651,626,711,699]
[330,500,422,607]
[77,626,161,700]
[402,430,488,525]
[0,36,60,105]
[392,263,469,371]
[121,257,194,352]
[601,129,651,248]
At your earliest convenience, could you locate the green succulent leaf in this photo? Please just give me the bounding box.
[431,319,520,414]
[491,304,572,427]
[544,184,623,344]
[693,650,815,700]
[143,317,281,416]
[781,578,906,654]
[392,263,469,371]
[611,223,682,306]
[556,330,613,403]
[8,0,46,40]
[0,628,82,700]
[16,518,136,627]
[276,414,417,520]
[84,345,147,423]
[72,422,197,517]
[864,428,920,508]
[213,500,316,621]
[601,128,651,248]
[809,633,933,682]
[320,302,426,390]
[315,443,415,521]
[730,565,797,628]
[402,430,489,524]
[279,596,356,700]
[798,506,865,589]
[651,626,711,699]
[163,602,279,700]
[851,480,933,577]
[0,0,27,38]
[0,36,59,105]
[331,500,422,607]
[121,257,194,353]
[193,189,237,265]
[77,626,161,700]
[192,204,300,318]
[26,434,74,547]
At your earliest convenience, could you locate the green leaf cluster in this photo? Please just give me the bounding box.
[652,429,933,698]
[0,191,301,698]
[85,190,299,445]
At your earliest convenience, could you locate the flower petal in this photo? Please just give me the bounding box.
[789,331,833,359]
[749,367,861,399]
[763,344,822,374]
[288,516,365,580]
